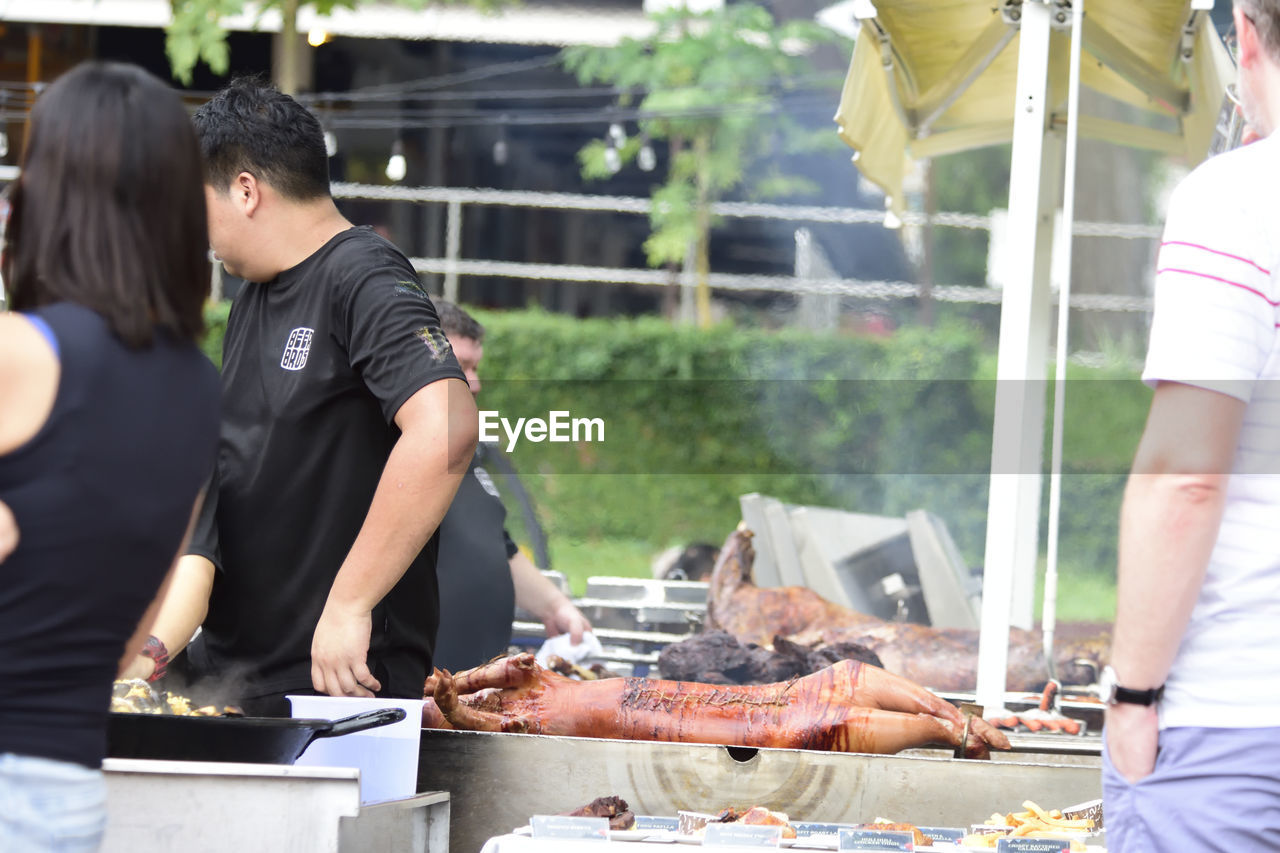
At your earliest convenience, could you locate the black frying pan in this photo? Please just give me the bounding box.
[107,707,407,765]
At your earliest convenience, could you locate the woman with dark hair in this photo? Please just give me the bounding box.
[0,62,219,851]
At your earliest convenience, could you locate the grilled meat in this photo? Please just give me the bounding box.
[422,653,1009,758]
[707,525,1108,692]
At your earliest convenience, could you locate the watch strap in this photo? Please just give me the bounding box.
[140,635,170,684]
[1114,683,1164,706]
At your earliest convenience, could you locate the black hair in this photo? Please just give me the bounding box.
[192,76,330,201]
[435,299,485,342]
[3,61,209,347]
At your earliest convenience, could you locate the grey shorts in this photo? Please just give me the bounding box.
[1103,725,1280,852]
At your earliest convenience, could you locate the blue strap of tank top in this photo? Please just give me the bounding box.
[23,313,60,360]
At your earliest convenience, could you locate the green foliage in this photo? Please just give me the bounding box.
[201,300,232,367]
[198,303,1145,579]
[931,145,1012,286]
[467,308,1144,574]
[561,3,841,268]
[167,0,241,84]
[165,0,500,85]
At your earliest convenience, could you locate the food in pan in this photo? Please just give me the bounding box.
[961,800,1093,849]
[989,800,1095,833]
[677,806,797,838]
[546,655,621,681]
[706,524,1109,693]
[110,679,241,716]
[860,820,933,847]
[734,806,797,838]
[422,651,1010,757]
[560,795,636,831]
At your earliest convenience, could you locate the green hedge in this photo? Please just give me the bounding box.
[473,309,1146,573]
[201,300,231,368]
[200,303,1148,575]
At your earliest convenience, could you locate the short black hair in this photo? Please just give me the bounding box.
[4,61,209,347]
[192,77,330,201]
[435,300,485,342]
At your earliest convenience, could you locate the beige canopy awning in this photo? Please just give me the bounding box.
[832,1,1235,712]
[835,0,1233,213]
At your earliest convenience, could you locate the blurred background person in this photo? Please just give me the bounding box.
[433,301,591,671]
[0,61,220,851]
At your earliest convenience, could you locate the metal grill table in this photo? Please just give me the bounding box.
[511,577,709,676]
[102,759,449,852]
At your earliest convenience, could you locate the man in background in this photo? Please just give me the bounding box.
[432,301,591,671]
[1104,2,1280,848]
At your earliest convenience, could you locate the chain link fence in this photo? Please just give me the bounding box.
[331,181,1159,317]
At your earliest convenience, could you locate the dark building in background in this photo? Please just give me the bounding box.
[0,11,910,322]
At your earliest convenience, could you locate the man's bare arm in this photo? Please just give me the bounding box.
[509,550,592,644]
[1106,381,1245,781]
[118,555,215,680]
[311,377,478,698]
[117,490,215,678]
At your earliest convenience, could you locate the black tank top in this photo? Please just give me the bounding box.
[0,302,220,768]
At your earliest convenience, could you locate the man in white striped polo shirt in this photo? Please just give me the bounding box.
[1104,2,1280,849]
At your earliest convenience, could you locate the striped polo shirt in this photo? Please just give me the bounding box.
[1143,130,1280,729]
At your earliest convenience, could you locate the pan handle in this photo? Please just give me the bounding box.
[315,707,408,739]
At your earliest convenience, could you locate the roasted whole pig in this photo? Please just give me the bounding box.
[707,525,1109,693]
[422,653,1010,758]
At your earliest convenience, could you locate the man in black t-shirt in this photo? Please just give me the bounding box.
[432,302,590,671]
[120,80,477,713]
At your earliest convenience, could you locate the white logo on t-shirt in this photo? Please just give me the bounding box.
[280,327,314,371]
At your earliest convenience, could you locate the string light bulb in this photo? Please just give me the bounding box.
[603,145,621,175]
[385,140,407,182]
[307,29,331,47]
[323,131,337,158]
[637,138,656,172]
[493,122,509,165]
[608,123,627,147]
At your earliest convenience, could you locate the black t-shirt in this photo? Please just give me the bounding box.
[0,303,219,768]
[186,227,465,701]
[433,443,519,672]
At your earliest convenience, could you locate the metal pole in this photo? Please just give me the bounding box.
[679,239,696,325]
[210,255,224,303]
[975,0,1058,715]
[1043,0,1086,684]
[443,199,461,303]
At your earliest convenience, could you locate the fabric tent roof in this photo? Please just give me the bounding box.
[834,1,1234,213]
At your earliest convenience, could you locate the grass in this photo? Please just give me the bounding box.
[540,537,659,596]
[1035,566,1117,624]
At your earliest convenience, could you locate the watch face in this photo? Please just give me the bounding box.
[1099,665,1117,704]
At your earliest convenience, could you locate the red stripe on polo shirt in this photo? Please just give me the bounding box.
[1156,267,1280,306]
[1160,241,1271,276]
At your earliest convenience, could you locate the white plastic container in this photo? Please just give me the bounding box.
[287,695,425,805]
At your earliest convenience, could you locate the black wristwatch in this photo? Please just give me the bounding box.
[1099,665,1164,706]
